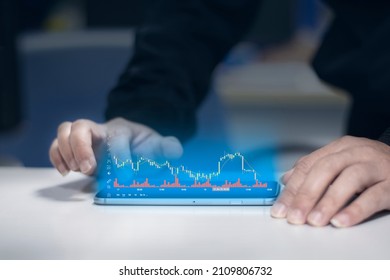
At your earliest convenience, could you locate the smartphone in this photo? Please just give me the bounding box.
[94,152,280,205]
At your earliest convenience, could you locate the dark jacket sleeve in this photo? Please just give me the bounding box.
[379,127,390,146]
[105,0,260,141]
[312,0,390,140]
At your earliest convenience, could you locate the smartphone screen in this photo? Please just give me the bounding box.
[95,151,280,204]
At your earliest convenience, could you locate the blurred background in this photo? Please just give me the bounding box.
[0,0,349,170]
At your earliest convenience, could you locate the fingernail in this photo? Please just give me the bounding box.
[308,211,324,226]
[271,202,287,218]
[288,209,305,225]
[58,164,69,176]
[69,159,78,171]
[330,214,349,228]
[80,160,92,174]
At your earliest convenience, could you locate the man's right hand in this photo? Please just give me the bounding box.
[49,117,183,176]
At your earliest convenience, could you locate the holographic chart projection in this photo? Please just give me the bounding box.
[99,150,279,198]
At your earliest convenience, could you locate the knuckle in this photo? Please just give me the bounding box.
[348,165,366,179]
[339,135,355,144]
[347,202,365,221]
[56,140,72,161]
[110,117,128,126]
[283,186,298,197]
[355,145,377,160]
[317,157,334,170]
[49,139,58,150]
[49,148,61,165]
[276,188,296,206]
[294,158,311,175]
[70,139,90,157]
[336,135,361,148]
[297,189,318,202]
[109,127,131,138]
[57,121,71,134]
[72,139,89,150]
[59,150,72,163]
[290,198,314,214]
[294,155,308,167]
[338,135,370,147]
[71,119,89,130]
[372,186,388,211]
[342,135,354,141]
[359,145,375,154]
[52,153,61,165]
[319,195,338,212]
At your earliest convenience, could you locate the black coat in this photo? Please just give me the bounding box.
[105,0,390,144]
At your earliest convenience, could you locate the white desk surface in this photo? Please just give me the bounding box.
[0,167,389,260]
